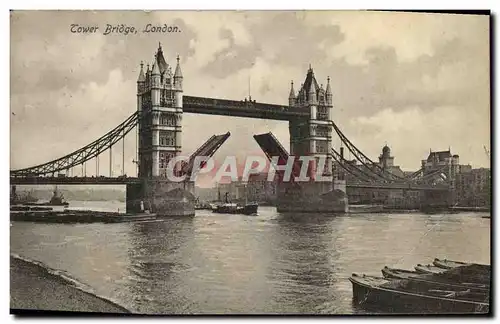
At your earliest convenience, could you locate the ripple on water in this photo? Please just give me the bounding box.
[10,206,491,314]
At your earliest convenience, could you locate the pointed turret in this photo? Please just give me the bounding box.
[288,81,296,106]
[289,80,295,98]
[155,44,168,74]
[174,55,183,90]
[151,55,161,94]
[308,74,317,105]
[151,60,160,76]
[326,76,333,106]
[174,55,183,79]
[137,61,146,82]
[137,61,145,94]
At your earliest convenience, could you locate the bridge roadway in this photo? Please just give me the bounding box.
[10,176,141,185]
[182,96,309,120]
[347,182,449,191]
[10,176,449,191]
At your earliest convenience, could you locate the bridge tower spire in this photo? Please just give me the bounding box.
[326,76,332,107]
[288,81,295,106]
[174,55,183,90]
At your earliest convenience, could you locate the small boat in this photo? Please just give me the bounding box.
[414,264,447,274]
[350,273,489,313]
[382,266,489,293]
[212,203,258,215]
[434,263,491,287]
[433,258,470,270]
[212,192,258,215]
[382,266,421,279]
[24,186,69,207]
[47,187,69,206]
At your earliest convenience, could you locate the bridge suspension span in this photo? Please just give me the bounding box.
[11,112,139,178]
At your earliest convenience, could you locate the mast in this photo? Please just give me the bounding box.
[248,75,251,101]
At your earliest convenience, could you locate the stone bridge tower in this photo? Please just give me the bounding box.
[128,43,194,217]
[280,66,347,212]
[137,43,183,178]
[288,66,333,180]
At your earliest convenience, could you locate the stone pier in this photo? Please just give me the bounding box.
[126,179,195,216]
[276,179,348,213]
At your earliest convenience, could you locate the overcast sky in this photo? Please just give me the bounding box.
[10,11,490,177]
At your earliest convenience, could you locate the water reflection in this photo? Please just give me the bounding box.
[267,213,338,314]
[124,218,196,314]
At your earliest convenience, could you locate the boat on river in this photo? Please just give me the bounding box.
[414,264,447,275]
[212,192,258,215]
[350,273,489,313]
[212,203,258,215]
[381,266,489,293]
[24,186,69,207]
[433,258,470,269]
[382,266,421,279]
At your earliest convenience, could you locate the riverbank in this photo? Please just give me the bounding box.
[10,255,130,314]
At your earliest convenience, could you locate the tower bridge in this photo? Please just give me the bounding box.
[10,43,453,214]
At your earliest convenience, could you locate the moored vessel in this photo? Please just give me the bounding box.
[350,272,489,313]
[24,186,69,207]
[433,258,470,270]
[381,266,489,293]
[414,264,447,275]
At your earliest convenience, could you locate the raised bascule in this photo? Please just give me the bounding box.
[10,44,453,216]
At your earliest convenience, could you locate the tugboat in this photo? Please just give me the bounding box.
[212,192,258,215]
[48,186,69,206]
[24,186,69,207]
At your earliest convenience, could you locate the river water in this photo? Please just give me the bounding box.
[10,201,490,314]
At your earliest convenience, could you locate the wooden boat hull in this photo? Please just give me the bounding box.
[382,267,421,279]
[433,258,469,269]
[415,264,446,275]
[350,274,489,314]
[382,267,489,293]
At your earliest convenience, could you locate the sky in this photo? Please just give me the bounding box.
[10,11,490,180]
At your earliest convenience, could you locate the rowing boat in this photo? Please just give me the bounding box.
[381,266,489,293]
[433,258,469,269]
[350,273,489,314]
[414,264,446,275]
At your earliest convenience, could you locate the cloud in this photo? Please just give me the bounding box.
[11,69,135,169]
[200,28,261,78]
[200,12,345,79]
[345,105,490,170]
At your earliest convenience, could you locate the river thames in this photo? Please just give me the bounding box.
[10,201,490,314]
